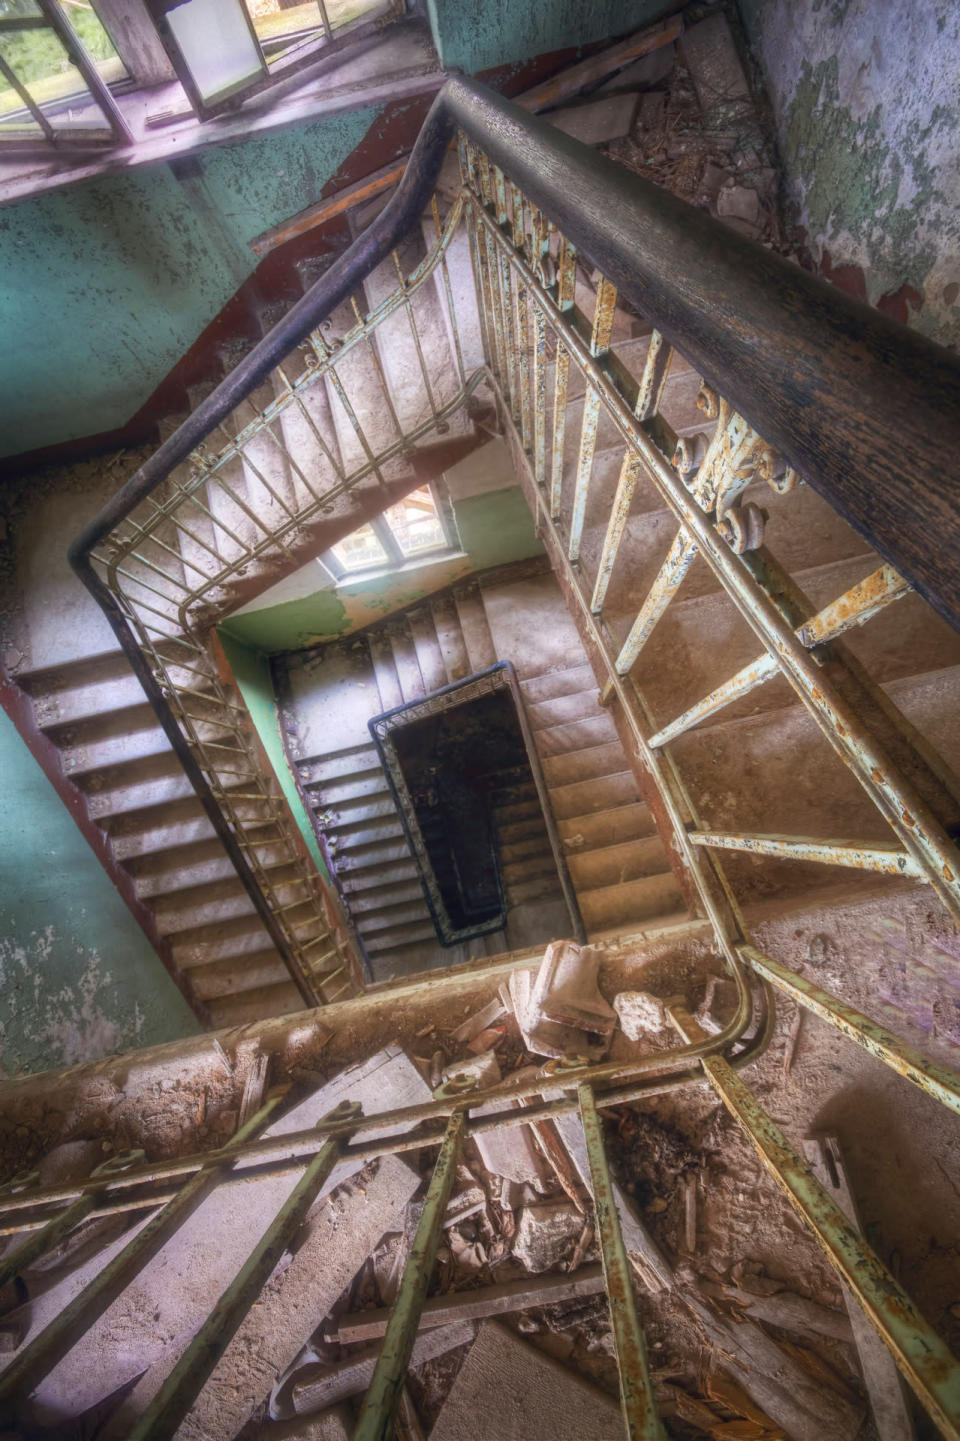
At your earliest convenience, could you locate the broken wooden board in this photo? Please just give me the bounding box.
[331,1263,606,1344]
[12,1047,429,1428]
[685,1292,864,1441]
[429,1320,624,1441]
[284,1320,474,1417]
[803,1136,916,1441]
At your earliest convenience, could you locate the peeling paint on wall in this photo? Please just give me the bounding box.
[0,107,378,458]
[0,708,198,1077]
[740,0,960,347]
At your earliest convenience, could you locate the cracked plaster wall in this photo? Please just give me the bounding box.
[739,0,960,348]
[0,707,199,1077]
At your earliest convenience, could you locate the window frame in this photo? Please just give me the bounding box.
[322,482,463,583]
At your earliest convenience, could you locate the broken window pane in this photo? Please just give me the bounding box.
[329,522,389,573]
[384,486,447,558]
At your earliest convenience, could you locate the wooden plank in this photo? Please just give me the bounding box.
[250,16,682,258]
[803,1136,916,1441]
[330,1262,606,1344]
[250,160,407,256]
[514,17,682,114]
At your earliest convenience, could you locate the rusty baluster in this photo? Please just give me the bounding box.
[351,295,405,443]
[392,249,441,425]
[613,526,698,677]
[591,331,673,614]
[549,235,577,519]
[568,275,618,563]
[431,195,466,386]
[353,1109,465,1441]
[647,563,911,747]
[510,183,533,452]
[738,945,960,1115]
[689,831,925,877]
[578,1082,665,1439]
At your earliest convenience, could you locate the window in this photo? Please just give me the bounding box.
[0,0,131,146]
[324,485,461,580]
[149,0,397,120]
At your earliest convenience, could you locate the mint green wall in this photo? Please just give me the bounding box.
[425,0,669,72]
[0,107,377,459]
[0,707,199,1077]
[217,630,331,881]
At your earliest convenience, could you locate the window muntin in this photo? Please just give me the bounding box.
[325,485,459,579]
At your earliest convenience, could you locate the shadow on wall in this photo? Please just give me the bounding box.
[0,708,199,1076]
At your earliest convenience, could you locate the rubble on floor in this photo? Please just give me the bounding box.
[602,9,786,251]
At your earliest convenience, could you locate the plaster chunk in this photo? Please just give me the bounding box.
[512,1201,583,1273]
[614,989,667,1039]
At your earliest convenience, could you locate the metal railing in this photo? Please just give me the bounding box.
[54,74,960,1438]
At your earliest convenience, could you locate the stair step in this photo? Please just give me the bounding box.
[355,898,434,935]
[40,702,159,750]
[341,859,419,893]
[362,918,437,953]
[13,647,134,697]
[189,948,292,1000]
[207,981,305,1029]
[492,797,542,826]
[501,851,558,884]
[389,624,426,703]
[170,913,274,966]
[566,835,669,890]
[499,832,553,864]
[346,878,426,915]
[327,818,406,853]
[110,812,220,861]
[527,688,601,731]
[519,663,596,705]
[533,712,618,757]
[407,606,447,694]
[506,873,564,905]
[497,814,552,846]
[323,795,400,829]
[430,593,470,685]
[556,801,655,851]
[368,630,403,713]
[541,739,627,788]
[296,744,381,784]
[549,770,639,820]
[333,835,413,871]
[579,871,684,931]
[454,585,496,671]
[306,768,390,807]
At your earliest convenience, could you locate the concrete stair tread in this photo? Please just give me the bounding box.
[295,743,381,782]
[527,688,602,732]
[188,947,291,1000]
[557,802,654,849]
[519,662,596,705]
[578,870,684,929]
[549,769,640,820]
[362,918,437,952]
[347,879,426,914]
[566,834,669,890]
[207,981,305,1028]
[11,646,133,695]
[541,738,629,788]
[532,712,617,756]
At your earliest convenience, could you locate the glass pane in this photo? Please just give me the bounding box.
[384,486,447,558]
[166,0,262,105]
[247,0,324,49]
[0,28,106,126]
[329,522,389,573]
[62,2,127,85]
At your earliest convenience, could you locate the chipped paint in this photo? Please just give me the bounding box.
[740,0,960,348]
[0,709,198,1077]
[0,107,378,458]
